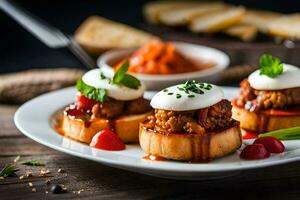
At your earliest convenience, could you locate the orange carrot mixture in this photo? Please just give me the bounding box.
[115,40,214,75]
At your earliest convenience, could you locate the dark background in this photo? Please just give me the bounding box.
[1,0,300,73]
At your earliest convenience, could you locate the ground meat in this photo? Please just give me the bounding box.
[236,79,300,111]
[92,97,151,119]
[184,122,205,135]
[154,110,196,133]
[236,79,256,107]
[151,99,233,134]
[92,99,124,119]
[255,88,300,109]
[125,98,152,115]
[199,99,232,131]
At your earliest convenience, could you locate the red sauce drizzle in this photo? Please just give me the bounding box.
[242,130,258,140]
[143,154,166,161]
[64,104,92,128]
[107,119,117,132]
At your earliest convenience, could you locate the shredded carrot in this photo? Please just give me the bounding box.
[115,40,214,75]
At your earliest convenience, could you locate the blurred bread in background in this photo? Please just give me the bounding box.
[74,16,158,55]
[268,14,300,39]
[189,6,245,33]
[224,24,257,41]
[143,1,200,24]
[158,2,226,26]
[143,1,299,41]
[240,10,282,33]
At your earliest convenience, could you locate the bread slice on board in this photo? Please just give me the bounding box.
[240,10,282,33]
[267,14,300,39]
[189,6,246,33]
[224,24,258,41]
[74,16,157,55]
[143,1,200,24]
[158,2,226,26]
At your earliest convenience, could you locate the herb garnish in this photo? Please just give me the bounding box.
[176,94,182,99]
[259,54,284,78]
[177,80,212,97]
[259,126,300,140]
[0,164,19,178]
[112,60,141,89]
[76,79,107,102]
[22,160,45,166]
[100,72,107,80]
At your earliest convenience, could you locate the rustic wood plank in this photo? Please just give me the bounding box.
[1,105,300,199]
[0,105,21,137]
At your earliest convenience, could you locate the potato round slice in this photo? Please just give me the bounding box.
[62,112,151,144]
[139,122,242,161]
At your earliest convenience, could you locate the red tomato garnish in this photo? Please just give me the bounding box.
[89,128,125,151]
[242,130,258,140]
[254,136,285,153]
[76,94,96,110]
[240,144,270,160]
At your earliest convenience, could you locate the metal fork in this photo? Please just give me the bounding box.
[0,0,96,69]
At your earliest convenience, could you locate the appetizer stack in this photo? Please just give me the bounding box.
[144,1,300,41]
[233,54,300,133]
[140,81,242,161]
[62,61,152,144]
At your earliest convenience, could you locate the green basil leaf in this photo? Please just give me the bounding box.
[112,60,141,89]
[113,60,129,84]
[76,79,107,102]
[120,74,141,89]
[259,54,284,78]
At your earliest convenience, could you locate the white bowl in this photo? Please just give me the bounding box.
[98,41,230,90]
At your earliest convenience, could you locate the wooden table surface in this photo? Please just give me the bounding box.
[1,105,300,200]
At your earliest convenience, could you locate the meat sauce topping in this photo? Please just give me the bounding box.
[235,79,300,112]
[64,93,152,126]
[143,99,236,135]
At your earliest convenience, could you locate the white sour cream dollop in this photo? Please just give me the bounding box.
[82,69,145,100]
[150,82,223,111]
[248,64,300,90]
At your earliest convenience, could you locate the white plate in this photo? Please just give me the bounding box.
[98,41,229,90]
[14,87,300,180]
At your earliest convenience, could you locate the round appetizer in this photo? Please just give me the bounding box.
[62,61,152,144]
[139,80,242,161]
[232,54,300,133]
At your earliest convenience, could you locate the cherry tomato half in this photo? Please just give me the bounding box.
[254,136,285,153]
[89,128,125,151]
[240,144,270,160]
